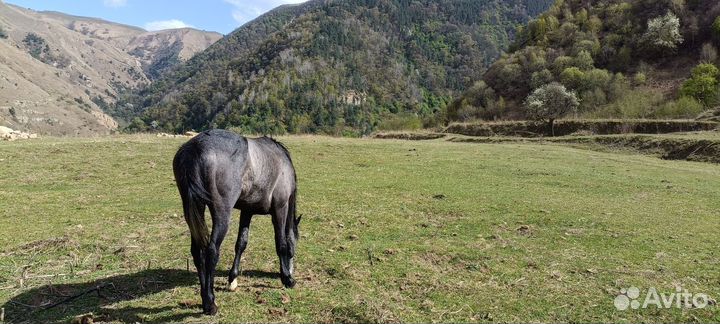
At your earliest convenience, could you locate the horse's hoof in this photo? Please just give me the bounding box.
[228,278,238,292]
[281,276,296,289]
[204,302,218,316]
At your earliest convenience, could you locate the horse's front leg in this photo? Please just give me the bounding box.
[271,203,296,288]
[202,204,231,315]
[228,212,252,291]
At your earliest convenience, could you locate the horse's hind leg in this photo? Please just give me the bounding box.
[202,203,232,315]
[228,211,252,291]
[271,202,296,288]
[187,204,207,302]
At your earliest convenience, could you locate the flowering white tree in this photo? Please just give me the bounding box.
[525,82,579,136]
[643,11,683,51]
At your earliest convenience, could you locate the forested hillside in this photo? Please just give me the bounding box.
[448,0,720,122]
[123,0,554,135]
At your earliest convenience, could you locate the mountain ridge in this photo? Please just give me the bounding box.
[0,2,221,135]
[124,0,555,135]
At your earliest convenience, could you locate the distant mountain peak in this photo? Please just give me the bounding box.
[0,2,221,135]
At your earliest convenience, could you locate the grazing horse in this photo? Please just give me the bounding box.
[173,130,300,315]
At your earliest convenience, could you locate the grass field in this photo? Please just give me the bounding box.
[0,135,718,323]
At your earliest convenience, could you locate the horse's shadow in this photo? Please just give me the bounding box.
[2,268,201,324]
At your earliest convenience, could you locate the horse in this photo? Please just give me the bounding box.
[173,129,300,315]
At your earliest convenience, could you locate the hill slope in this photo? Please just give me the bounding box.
[448,0,720,123]
[127,0,554,135]
[0,3,221,135]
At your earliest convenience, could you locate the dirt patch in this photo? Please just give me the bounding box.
[373,132,446,140]
[445,120,719,137]
[0,236,77,256]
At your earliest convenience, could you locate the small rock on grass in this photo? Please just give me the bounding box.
[516,225,531,235]
[550,270,562,280]
[268,308,287,316]
[71,313,94,324]
[383,248,399,255]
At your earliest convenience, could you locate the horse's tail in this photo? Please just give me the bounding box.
[289,185,301,238]
[185,180,210,247]
[176,151,211,248]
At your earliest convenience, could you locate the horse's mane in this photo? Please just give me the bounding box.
[263,136,294,165]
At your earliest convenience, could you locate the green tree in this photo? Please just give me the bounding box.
[574,50,594,70]
[560,67,586,90]
[524,82,579,136]
[642,11,683,52]
[712,16,720,41]
[531,69,554,89]
[680,63,720,107]
[586,15,602,34]
[552,56,574,74]
[126,117,148,132]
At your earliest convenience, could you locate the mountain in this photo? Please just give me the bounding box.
[447,0,720,122]
[0,2,221,135]
[126,0,555,135]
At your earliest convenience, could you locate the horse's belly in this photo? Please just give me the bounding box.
[236,188,271,214]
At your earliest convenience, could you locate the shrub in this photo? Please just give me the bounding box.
[656,97,705,118]
[590,88,664,119]
[607,73,631,101]
[524,82,579,136]
[579,88,607,113]
[701,43,718,63]
[633,72,647,86]
[377,114,423,131]
[23,33,48,59]
[0,26,7,39]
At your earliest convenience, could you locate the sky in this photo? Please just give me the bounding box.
[5,0,307,34]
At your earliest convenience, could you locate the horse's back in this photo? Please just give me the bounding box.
[239,137,296,212]
[174,130,296,214]
[173,130,249,200]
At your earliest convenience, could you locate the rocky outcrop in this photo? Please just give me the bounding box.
[0,126,38,141]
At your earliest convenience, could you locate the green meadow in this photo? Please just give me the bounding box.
[0,135,718,323]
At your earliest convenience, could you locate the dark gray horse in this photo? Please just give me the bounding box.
[173,130,300,315]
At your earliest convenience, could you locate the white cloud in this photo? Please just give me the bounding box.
[224,0,306,26]
[103,0,127,8]
[144,19,195,31]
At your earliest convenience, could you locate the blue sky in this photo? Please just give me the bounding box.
[5,0,306,34]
